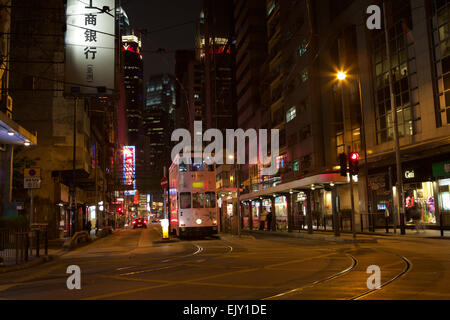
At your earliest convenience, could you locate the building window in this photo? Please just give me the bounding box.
[371,2,417,143]
[267,0,276,16]
[336,131,345,156]
[298,39,308,56]
[301,68,309,82]
[431,0,450,126]
[276,154,287,169]
[286,106,296,123]
[293,160,299,172]
[299,124,311,142]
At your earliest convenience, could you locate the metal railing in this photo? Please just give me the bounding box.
[0,227,48,267]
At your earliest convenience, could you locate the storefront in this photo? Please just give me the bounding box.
[251,200,261,230]
[292,192,307,230]
[275,196,288,231]
[402,164,436,225]
[433,161,450,226]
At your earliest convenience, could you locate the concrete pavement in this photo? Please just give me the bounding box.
[0,224,450,300]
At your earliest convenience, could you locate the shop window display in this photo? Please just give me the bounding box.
[404,182,436,224]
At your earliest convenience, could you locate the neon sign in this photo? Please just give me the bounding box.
[123,146,136,195]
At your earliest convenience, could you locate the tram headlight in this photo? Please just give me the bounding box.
[213,220,217,225]
[196,219,202,225]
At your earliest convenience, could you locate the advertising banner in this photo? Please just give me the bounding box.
[65,0,116,96]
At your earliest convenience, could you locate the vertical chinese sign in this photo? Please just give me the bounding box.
[123,146,136,196]
[65,0,116,96]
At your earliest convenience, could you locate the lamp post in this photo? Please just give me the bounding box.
[336,71,357,238]
[229,154,241,237]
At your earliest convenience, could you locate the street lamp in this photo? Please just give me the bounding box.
[336,71,357,238]
[337,71,347,81]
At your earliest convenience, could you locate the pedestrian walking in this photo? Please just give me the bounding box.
[86,220,92,236]
[411,204,424,233]
[266,210,273,231]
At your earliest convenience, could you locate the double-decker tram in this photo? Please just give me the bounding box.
[169,154,218,238]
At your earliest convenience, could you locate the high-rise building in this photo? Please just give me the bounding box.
[198,0,236,133]
[121,32,145,194]
[144,74,176,193]
[237,0,450,236]
[174,50,205,136]
[233,0,268,191]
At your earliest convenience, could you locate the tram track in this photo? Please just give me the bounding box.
[349,253,412,300]
[262,250,358,300]
[262,247,412,300]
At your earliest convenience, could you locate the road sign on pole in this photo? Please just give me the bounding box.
[24,168,41,189]
[161,177,168,189]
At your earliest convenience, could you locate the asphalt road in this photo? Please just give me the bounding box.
[1,225,450,300]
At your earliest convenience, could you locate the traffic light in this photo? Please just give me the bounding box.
[339,153,347,177]
[349,152,360,175]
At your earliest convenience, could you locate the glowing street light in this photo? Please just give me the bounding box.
[337,71,347,81]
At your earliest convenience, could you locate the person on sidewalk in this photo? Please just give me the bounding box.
[411,204,424,233]
[86,220,92,236]
[266,210,273,231]
[259,209,266,230]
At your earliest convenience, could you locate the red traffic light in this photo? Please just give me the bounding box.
[350,152,360,161]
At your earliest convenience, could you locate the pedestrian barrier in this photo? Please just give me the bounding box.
[0,227,48,267]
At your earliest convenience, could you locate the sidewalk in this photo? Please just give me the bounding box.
[239,227,450,243]
[0,227,119,273]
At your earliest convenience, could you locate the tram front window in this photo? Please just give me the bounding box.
[205,192,216,208]
[180,192,191,209]
[193,193,205,208]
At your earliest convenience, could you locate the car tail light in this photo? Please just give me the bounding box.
[132,221,136,224]
[144,220,147,224]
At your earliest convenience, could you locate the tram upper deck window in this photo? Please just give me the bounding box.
[205,192,216,208]
[179,163,188,172]
[180,192,191,209]
[193,193,205,208]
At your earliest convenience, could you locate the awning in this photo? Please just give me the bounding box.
[0,111,37,146]
[239,173,348,201]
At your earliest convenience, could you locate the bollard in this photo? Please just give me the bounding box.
[15,233,19,265]
[44,229,48,256]
[36,230,40,258]
[25,233,29,261]
[385,217,389,233]
[440,213,444,237]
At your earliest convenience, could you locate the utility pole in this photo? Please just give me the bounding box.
[383,1,405,234]
[348,146,356,239]
[357,75,371,233]
[71,98,78,236]
[236,163,241,237]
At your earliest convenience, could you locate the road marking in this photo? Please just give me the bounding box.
[89,267,259,299]
[264,252,336,270]
[83,282,174,300]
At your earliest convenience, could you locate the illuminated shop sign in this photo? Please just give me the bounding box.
[123,146,136,195]
[65,0,116,96]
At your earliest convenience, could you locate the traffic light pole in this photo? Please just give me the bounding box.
[348,147,356,239]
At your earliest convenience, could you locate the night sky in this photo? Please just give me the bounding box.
[122,0,203,79]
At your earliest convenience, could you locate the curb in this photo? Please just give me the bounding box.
[0,255,54,274]
[152,239,180,244]
[242,231,378,244]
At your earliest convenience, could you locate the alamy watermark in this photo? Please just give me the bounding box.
[66,265,81,290]
[171,121,280,176]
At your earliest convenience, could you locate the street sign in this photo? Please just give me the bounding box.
[24,168,41,189]
[24,168,40,178]
[161,177,168,189]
